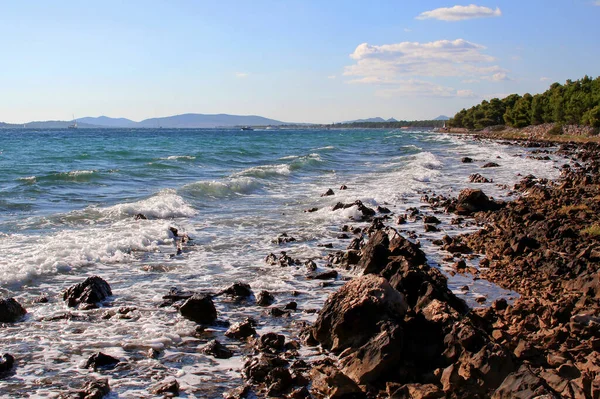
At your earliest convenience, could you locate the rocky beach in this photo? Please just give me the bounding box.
[1,128,593,398]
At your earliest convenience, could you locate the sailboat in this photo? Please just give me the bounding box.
[68,114,78,129]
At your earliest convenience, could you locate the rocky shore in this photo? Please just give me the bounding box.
[2,138,599,398]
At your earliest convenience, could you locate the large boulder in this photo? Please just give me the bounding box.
[313,274,407,353]
[492,365,558,399]
[0,297,27,322]
[356,230,390,275]
[310,364,365,399]
[63,276,112,308]
[455,189,501,215]
[179,294,217,324]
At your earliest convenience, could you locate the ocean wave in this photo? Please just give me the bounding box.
[232,164,292,179]
[105,190,197,219]
[180,177,261,198]
[0,221,177,286]
[17,176,37,183]
[159,155,196,161]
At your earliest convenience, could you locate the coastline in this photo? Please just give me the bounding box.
[439,123,600,144]
[0,131,593,398]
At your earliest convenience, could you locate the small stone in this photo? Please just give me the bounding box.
[179,294,217,324]
[257,290,275,307]
[0,297,27,322]
[321,188,335,197]
[83,352,119,370]
[201,340,233,359]
[149,379,179,396]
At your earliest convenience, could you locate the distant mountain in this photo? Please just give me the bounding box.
[136,113,287,128]
[434,115,450,121]
[343,117,398,123]
[78,116,137,128]
[9,113,290,129]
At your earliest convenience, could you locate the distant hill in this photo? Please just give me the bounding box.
[434,115,450,121]
[343,117,398,123]
[78,116,138,128]
[4,113,290,129]
[136,113,287,128]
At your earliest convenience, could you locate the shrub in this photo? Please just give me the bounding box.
[547,124,563,136]
[581,224,600,237]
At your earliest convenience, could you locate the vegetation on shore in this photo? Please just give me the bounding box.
[328,119,445,129]
[448,76,600,130]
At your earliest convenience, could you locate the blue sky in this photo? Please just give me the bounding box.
[1,1,599,123]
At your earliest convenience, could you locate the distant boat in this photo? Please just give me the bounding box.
[68,114,78,129]
[240,126,254,131]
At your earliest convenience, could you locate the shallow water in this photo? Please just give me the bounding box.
[0,128,562,397]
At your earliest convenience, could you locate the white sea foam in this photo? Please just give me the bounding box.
[104,190,197,219]
[0,220,176,286]
[160,155,196,160]
[18,176,37,183]
[233,164,292,178]
[180,177,261,198]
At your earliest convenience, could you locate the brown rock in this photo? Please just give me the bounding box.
[310,364,365,399]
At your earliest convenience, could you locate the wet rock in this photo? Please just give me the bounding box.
[347,237,362,251]
[225,318,257,340]
[304,207,318,213]
[284,302,298,311]
[313,275,407,352]
[257,290,275,307]
[307,270,338,280]
[223,385,250,399]
[340,322,403,385]
[354,200,376,218]
[275,233,297,244]
[423,215,441,224]
[483,162,500,168]
[270,307,290,318]
[244,353,289,384]
[83,352,120,371]
[356,230,390,275]
[340,185,348,190]
[492,364,557,399]
[377,206,391,214]
[179,294,217,324]
[34,295,49,303]
[310,364,365,399]
[0,353,15,373]
[265,253,278,265]
[257,333,286,353]
[0,297,27,322]
[201,340,233,359]
[149,379,179,396]
[388,383,444,399]
[469,173,492,183]
[461,157,473,163]
[266,367,294,396]
[304,260,317,271]
[63,276,112,308]
[134,213,147,220]
[321,188,335,197]
[424,224,439,232]
[80,378,110,399]
[220,282,253,299]
[147,348,160,359]
[455,189,501,215]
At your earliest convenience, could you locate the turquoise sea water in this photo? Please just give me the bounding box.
[0,128,561,397]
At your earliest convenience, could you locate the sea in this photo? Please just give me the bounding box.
[0,128,562,398]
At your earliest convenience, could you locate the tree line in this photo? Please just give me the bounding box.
[331,120,445,129]
[448,76,600,129]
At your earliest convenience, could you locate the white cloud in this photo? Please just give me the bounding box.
[482,72,511,81]
[345,39,504,79]
[327,75,337,79]
[457,89,477,98]
[235,72,249,78]
[404,28,412,32]
[354,78,475,98]
[540,76,551,82]
[417,4,502,21]
[594,1,600,5]
[462,79,480,83]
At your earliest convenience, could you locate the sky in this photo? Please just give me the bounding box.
[1,0,599,124]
